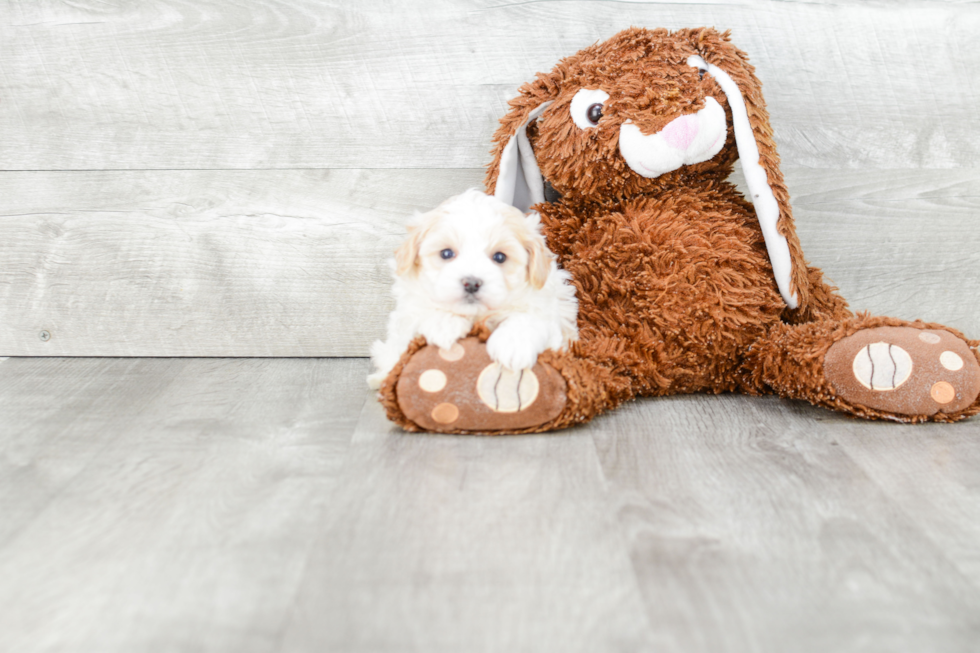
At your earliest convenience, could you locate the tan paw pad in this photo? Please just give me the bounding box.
[431,403,459,424]
[930,382,956,405]
[826,326,980,417]
[940,351,964,371]
[851,342,912,391]
[419,369,447,393]
[476,364,539,412]
[439,343,465,362]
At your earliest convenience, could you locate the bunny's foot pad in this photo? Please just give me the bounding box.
[825,326,980,417]
[396,337,567,433]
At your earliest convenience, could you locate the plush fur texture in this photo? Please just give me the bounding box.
[379,27,980,432]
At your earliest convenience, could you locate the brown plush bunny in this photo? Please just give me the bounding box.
[378,27,980,433]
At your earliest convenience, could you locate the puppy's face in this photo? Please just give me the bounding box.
[395,191,551,315]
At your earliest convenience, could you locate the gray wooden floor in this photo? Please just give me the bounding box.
[3,356,979,652]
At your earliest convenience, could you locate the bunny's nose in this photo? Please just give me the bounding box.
[462,276,483,294]
[660,114,699,150]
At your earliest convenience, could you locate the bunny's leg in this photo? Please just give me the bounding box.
[376,330,629,434]
[743,315,980,422]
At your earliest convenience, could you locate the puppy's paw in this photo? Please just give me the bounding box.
[420,315,472,351]
[367,371,385,390]
[487,327,543,371]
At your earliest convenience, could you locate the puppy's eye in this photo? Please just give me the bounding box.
[492,252,507,264]
[570,88,610,130]
[698,67,707,80]
[440,249,455,260]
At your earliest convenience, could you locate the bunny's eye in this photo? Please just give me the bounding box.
[587,104,603,124]
[570,88,610,130]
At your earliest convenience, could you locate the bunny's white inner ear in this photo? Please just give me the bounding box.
[495,101,554,213]
[687,55,798,309]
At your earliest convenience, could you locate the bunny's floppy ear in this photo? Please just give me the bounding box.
[687,29,810,311]
[493,101,553,213]
[486,75,562,213]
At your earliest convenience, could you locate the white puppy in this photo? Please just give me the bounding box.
[367,189,578,389]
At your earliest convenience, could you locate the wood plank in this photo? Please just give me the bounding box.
[0,357,188,546]
[0,357,368,653]
[277,400,656,652]
[835,426,980,583]
[590,394,980,653]
[0,0,977,169]
[0,168,483,356]
[1,166,977,356]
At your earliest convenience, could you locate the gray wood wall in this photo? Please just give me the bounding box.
[1,0,977,356]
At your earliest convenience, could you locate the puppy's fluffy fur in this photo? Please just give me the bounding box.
[368,189,578,389]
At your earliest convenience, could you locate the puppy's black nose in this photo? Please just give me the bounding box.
[462,276,483,294]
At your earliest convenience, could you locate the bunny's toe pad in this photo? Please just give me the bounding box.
[396,337,567,433]
[825,326,980,417]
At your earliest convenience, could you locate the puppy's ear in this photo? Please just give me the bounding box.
[517,212,552,290]
[394,219,428,276]
[684,28,810,312]
[485,74,561,212]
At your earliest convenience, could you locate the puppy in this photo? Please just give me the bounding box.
[367,189,578,389]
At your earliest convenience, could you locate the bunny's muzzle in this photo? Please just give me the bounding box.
[618,97,728,178]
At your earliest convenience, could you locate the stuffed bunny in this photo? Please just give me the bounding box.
[378,27,980,433]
